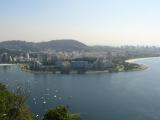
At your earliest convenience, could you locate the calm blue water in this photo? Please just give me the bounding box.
[0,57,160,120]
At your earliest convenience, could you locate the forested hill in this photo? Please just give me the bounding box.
[0,40,160,58]
[0,40,89,52]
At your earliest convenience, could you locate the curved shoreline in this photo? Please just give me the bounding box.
[0,64,16,66]
[20,63,148,75]
[125,57,160,71]
[0,57,150,74]
[125,57,151,72]
[125,57,160,63]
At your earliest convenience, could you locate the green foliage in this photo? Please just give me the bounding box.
[0,83,81,120]
[43,105,81,120]
[60,68,71,74]
[73,57,96,63]
[0,84,35,120]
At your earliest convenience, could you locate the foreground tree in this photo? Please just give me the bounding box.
[0,83,35,120]
[0,83,81,120]
[43,105,81,120]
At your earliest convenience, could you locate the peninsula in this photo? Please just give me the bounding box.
[0,40,156,74]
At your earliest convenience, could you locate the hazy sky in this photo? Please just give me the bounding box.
[1,0,160,46]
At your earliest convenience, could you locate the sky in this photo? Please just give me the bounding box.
[1,0,160,46]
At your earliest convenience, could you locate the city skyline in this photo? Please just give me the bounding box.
[1,0,160,46]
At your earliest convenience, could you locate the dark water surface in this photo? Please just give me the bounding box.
[0,57,160,120]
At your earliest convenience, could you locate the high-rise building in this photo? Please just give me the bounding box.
[26,52,30,61]
[0,53,9,63]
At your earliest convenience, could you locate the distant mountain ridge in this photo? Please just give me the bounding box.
[0,39,88,52]
[1,40,159,54]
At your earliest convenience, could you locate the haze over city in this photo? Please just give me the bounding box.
[1,0,160,46]
[2,1,160,120]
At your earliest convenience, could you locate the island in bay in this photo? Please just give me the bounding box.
[0,40,156,74]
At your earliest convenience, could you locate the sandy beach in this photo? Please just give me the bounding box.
[125,57,160,63]
[0,64,16,66]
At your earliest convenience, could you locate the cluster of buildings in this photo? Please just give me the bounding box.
[0,52,31,63]
[30,51,114,70]
[0,53,13,63]
[0,51,115,70]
